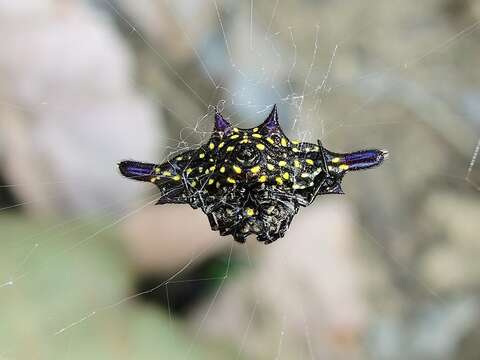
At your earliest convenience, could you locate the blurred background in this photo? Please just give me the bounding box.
[0,1,479,359]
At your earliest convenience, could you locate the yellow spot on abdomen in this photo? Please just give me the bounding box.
[278,160,287,167]
[256,143,266,151]
[252,133,262,138]
[294,160,301,168]
[282,172,290,180]
[163,171,172,176]
[209,142,215,150]
[266,137,275,144]
[306,159,314,165]
[199,153,205,159]
[332,157,340,163]
[232,165,242,174]
[267,164,275,171]
[246,208,255,216]
[208,178,215,185]
[258,175,268,183]
[172,175,181,181]
[339,164,349,171]
[227,146,235,152]
[250,166,260,174]
[281,138,288,147]
[227,177,236,184]
[275,177,284,185]
[220,166,226,173]
[230,134,239,140]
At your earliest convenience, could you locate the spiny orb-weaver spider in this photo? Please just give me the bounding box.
[119,105,387,244]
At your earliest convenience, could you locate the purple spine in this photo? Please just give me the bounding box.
[214,112,232,135]
[118,161,155,181]
[344,149,386,170]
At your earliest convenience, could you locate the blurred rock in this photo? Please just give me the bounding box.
[113,0,215,62]
[0,0,163,214]
[121,205,228,274]
[420,191,480,292]
[368,298,479,360]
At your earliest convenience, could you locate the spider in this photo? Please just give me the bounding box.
[119,105,387,244]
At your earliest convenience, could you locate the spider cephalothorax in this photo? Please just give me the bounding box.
[119,105,387,244]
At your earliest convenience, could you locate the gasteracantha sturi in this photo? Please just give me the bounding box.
[119,105,387,244]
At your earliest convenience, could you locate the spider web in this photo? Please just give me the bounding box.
[0,1,479,359]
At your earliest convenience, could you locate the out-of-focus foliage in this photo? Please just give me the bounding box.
[0,216,234,360]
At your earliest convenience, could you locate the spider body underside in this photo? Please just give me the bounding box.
[119,105,387,244]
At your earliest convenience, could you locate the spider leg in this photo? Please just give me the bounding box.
[207,213,219,231]
[156,184,189,204]
[232,231,247,243]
